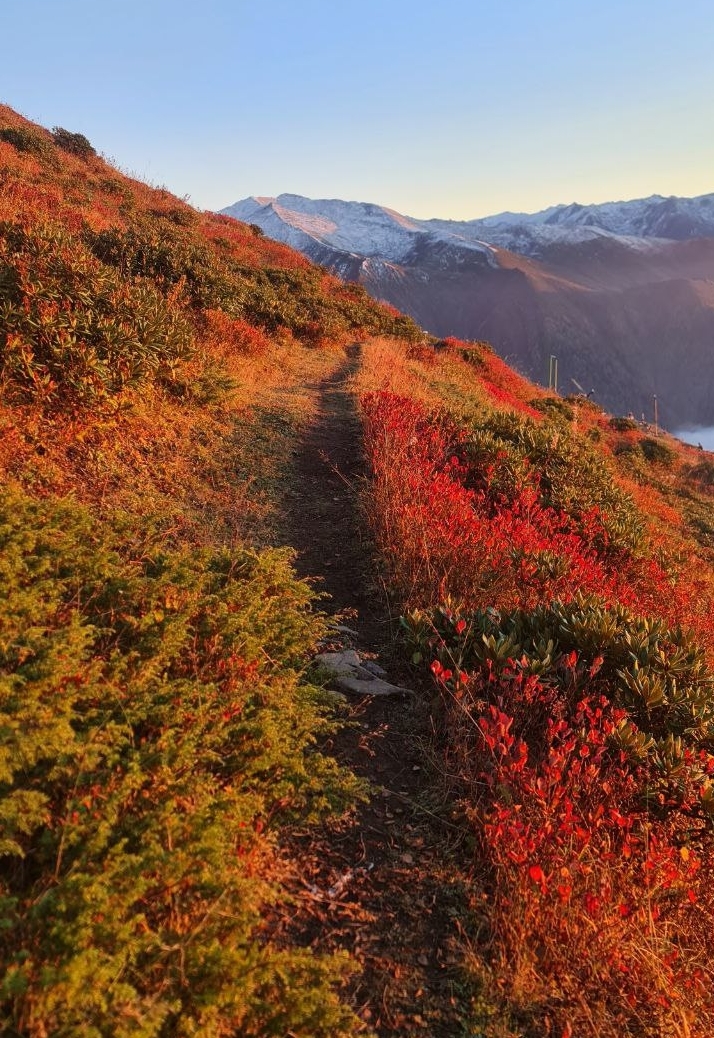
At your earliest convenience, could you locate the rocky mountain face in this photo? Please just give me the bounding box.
[221,193,714,428]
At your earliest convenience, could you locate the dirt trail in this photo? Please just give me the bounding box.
[282,349,385,646]
[276,346,475,1037]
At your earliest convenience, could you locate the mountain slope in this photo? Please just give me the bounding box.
[0,104,423,1038]
[223,193,714,427]
[4,104,714,1038]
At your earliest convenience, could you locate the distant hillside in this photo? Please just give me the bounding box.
[223,193,714,427]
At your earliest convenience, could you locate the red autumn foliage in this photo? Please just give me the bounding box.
[362,388,714,1034]
[202,309,272,355]
[481,378,542,418]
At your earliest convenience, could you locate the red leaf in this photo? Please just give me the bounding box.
[528,864,546,886]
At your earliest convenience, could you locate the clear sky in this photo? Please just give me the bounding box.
[2,0,713,219]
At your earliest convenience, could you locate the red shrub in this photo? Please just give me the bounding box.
[202,310,271,355]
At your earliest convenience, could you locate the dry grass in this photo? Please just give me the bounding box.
[0,335,349,550]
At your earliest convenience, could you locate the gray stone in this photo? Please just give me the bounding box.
[314,649,412,697]
[335,674,412,697]
[361,660,388,679]
[314,650,362,676]
[334,624,359,637]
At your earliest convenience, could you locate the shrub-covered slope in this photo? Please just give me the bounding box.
[355,337,714,1036]
[0,106,415,1037]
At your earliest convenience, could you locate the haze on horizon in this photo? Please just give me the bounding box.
[2,0,712,220]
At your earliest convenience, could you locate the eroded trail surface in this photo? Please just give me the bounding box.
[276,347,476,1037]
[283,350,384,646]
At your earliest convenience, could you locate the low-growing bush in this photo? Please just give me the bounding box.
[0,486,362,1037]
[528,395,575,422]
[0,126,50,157]
[84,222,423,345]
[201,308,272,355]
[404,596,714,1035]
[1,221,195,405]
[687,458,714,488]
[462,410,645,557]
[610,415,639,432]
[84,222,227,307]
[460,346,485,366]
[640,436,675,466]
[613,437,640,457]
[405,340,438,364]
[51,126,96,158]
[360,392,659,620]
[150,205,197,227]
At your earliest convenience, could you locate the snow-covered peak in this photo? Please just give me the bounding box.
[221,193,496,265]
[470,192,714,243]
[220,191,714,264]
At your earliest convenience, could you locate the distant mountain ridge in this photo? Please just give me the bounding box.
[221,192,714,427]
[455,192,714,250]
[225,191,714,260]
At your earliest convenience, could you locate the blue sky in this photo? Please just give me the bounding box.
[2,0,712,218]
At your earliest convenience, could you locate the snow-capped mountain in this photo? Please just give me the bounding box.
[224,194,497,272]
[219,192,714,427]
[473,193,714,242]
[222,192,714,263]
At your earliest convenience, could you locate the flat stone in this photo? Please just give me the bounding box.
[362,660,388,679]
[315,649,413,697]
[335,674,412,697]
[314,650,362,676]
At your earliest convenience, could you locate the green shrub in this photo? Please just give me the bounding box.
[463,411,645,556]
[51,126,96,159]
[529,396,575,422]
[0,221,195,405]
[84,221,422,344]
[609,416,639,432]
[0,486,362,1037]
[0,126,50,158]
[151,206,197,227]
[84,223,225,304]
[640,437,675,466]
[405,595,714,811]
[564,393,604,413]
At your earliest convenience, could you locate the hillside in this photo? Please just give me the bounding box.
[224,193,714,428]
[2,105,714,1038]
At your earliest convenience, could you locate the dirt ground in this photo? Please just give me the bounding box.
[273,346,480,1037]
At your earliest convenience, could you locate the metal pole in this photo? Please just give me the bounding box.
[653,394,658,437]
[548,355,558,392]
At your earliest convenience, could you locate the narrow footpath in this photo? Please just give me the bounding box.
[274,346,478,1037]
